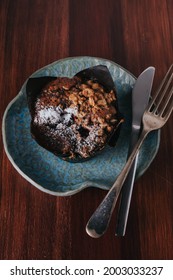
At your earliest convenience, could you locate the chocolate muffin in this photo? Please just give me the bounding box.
[27,66,123,161]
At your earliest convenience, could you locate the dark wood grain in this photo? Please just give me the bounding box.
[0,0,173,260]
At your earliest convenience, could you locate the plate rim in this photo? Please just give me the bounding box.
[2,56,160,196]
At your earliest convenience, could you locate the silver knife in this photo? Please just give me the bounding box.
[115,66,155,236]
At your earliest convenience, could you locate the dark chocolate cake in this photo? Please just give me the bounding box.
[27,66,124,161]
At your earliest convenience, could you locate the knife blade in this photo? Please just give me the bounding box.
[115,66,155,236]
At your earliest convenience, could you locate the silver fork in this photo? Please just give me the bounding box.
[86,64,173,238]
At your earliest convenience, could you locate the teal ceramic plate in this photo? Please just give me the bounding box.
[2,57,160,196]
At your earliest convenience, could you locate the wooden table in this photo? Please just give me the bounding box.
[1,0,173,260]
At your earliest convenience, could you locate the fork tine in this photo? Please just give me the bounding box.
[148,64,173,112]
[153,72,173,115]
[163,97,173,120]
[159,86,173,117]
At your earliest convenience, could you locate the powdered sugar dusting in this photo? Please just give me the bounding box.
[34,103,105,158]
[34,105,78,126]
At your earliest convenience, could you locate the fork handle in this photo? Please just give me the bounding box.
[86,128,149,238]
[115,128,140,236]
[115,154,138,236]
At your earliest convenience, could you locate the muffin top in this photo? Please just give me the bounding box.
[31,76,122,160]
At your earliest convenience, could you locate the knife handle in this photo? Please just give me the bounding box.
[115,129,140,236]
[115,154,138,236]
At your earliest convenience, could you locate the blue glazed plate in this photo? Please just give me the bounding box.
[2,57,160,196]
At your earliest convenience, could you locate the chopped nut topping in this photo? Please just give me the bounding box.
[34,75,122,160]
